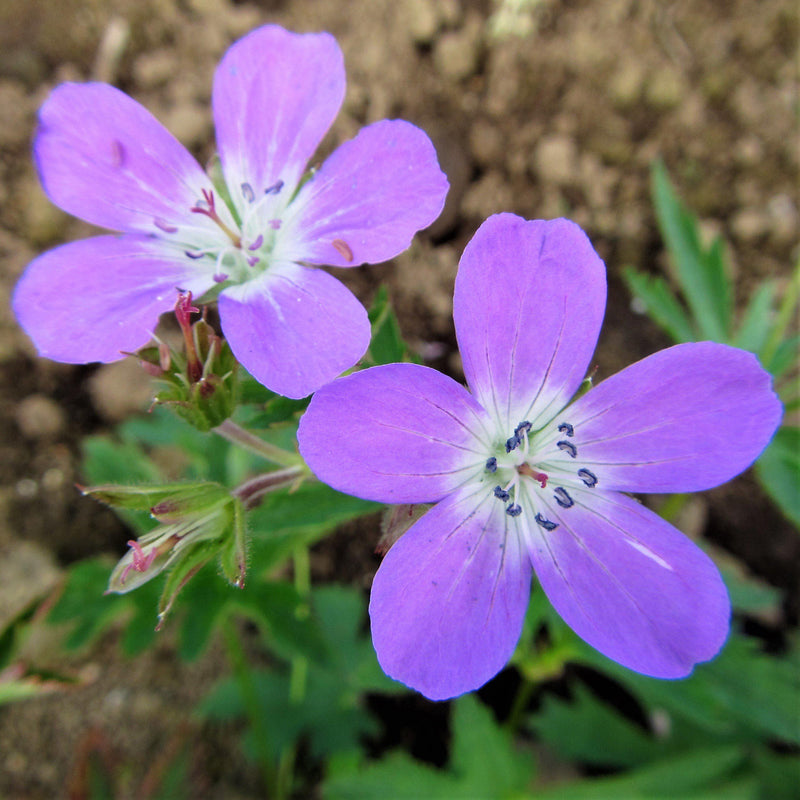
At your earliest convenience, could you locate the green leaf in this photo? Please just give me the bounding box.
[651,160,731,341]
[532,684,661,768]
[733,280,778,355]
[450,695,534,796]
[48,558,161,654]
[366,286,417,366]
[766,333,800,380]
[578,632,800,746]
[325,751,459,799]
[324,695,535,799]
[534,746,744,799]
[623,267,696,343]
[247,482,380,573]
[755,426,800,527]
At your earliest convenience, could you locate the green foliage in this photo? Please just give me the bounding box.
[365,286,418,366]
[325,694,535,799]
[755,426,800,526]
[201,585,399,761]
[624,160,799,526]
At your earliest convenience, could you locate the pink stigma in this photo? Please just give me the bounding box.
[119,539,157,585]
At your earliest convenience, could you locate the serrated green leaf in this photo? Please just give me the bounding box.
[48,558,161,651]
[534,746,745,799]
[755,426,800,527]
[652,160,731,341]
[325,751,459,799]
[623,267,696,343]
[531,684,659,768]
[450,695,534,795]
[579,633,800,746]
[366,286,414,366]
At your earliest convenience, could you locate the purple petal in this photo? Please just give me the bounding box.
[298,363,492,503]
[218,264,369,399]
[35,83,212,234]
[279,120,449,267]
[558,342,783,492]
[454,214,607,435]
[527,489,730,677]
[370,487,532,700]
[12,235,214,363]
[212,25,344,203]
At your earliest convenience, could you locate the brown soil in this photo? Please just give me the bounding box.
[0,0,797,797]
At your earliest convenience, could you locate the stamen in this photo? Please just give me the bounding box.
[241,182,255,203]
[577,468,598,487]
[213,272,229,283]
[269,219,282,230]
[110,139,125,168]
[185,250,205,259]
[514,421,532,436]
[557,440,578,458]
[191,189,242,247]
[154,217,178,234]
[505,435,520,453]
[554,487,574,508]
[264,179,284,195]
[333,238,354,263]
[518,462,548,488]
[248,234,264,251]
[535,513,559,531]
[485,457,497,473]
[493,486,510,501]
[247,256,260,267]
[557,422,574,437]
[506,504,522,517]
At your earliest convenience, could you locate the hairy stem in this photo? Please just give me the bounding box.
[214,418,304,468]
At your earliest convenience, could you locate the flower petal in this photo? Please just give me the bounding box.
[555,342,783,492]
[298,363,491,503]
[369,487,532,700]
[35,83,211,234]
[454,214,607,434]
[279,120,449,267]
[12,235,214,363]
[212,25,344,205]
[218,263,369,399]
[525,489,730,678]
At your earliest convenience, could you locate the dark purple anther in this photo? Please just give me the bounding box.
[505,435,520,453]
[247,255,260,267]
[154,217,178,234]
[506,504,522,517]
[554,487,574,508]
[557,440,577,458]
[185,250,205,259]
[241,182,255,203]
[213,273,229,283]
[264,179,284,195]
[535,513,558,531]
[248,234,264,251]
[514,421,532,437]
[557,422,574,437]
[493,486,510,502]
[577,468,598,487]
[485,457,497,473]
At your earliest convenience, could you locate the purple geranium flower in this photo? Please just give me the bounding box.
[12,25,448,399]
[298,213,782,700]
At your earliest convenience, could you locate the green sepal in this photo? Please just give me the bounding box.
[220,498,248,588]
[156,540,223,629]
